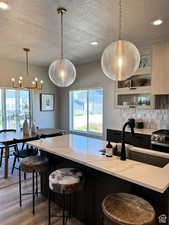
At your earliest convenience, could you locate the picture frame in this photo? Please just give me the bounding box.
[40,93,54,111]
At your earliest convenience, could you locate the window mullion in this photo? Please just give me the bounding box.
[29,90,33,128]
[87,90,89,132]
[3,89,6,129]
[69,91,73,130]
[71,92,74,130]
[16,90,20,130]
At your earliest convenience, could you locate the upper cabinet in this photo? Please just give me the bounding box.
[152,41,169,95]
[115,67,154,109]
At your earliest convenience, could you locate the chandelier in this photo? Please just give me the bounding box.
[48,8,76,87]
[101,0,140,81]
[11,48,44,90]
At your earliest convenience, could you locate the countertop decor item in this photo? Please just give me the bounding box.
[101,0,140,81]
[135,120,144,129]
[40,93,54,111]
[48,8,76,87]
[105,141,113,157]
[31,123,37,136]
[23,119,29,137]
[11,48,44,90]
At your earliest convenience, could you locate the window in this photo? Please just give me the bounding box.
[0,89,30,130]
[69,88,103,134]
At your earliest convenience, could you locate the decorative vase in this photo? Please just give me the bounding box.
[23,119,29,137]
[31,122,37,136]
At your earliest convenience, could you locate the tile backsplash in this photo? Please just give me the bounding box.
[120,109,169,130]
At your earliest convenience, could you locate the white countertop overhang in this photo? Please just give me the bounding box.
[27,134,169,194]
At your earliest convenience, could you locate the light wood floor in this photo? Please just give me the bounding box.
[0,179,83,225]
[0,156,31,189]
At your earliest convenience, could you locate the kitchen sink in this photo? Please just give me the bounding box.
[100,148,169,168]
[126,150,169,168]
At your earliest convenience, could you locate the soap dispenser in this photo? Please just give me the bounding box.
[106,141,113,157]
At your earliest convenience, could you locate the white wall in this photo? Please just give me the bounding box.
[0,59,58,128]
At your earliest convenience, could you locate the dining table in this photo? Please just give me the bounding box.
[0,128,63,179]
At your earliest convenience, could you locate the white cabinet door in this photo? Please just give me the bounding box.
[152,41,169,95]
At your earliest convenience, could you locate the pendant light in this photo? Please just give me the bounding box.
[49,8,76,87]
[0,0,9,10]
[101,0,140,81]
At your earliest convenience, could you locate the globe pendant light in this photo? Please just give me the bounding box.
[49,8,76,87]
[101,0,140,81]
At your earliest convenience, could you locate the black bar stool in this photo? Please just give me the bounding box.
[102,193,155,225]
[19,155,49,215]
[48,168,84,225]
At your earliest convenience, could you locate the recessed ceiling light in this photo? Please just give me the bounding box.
[0,1,9,10]
[152,19,163,26]
[90,41,98,46]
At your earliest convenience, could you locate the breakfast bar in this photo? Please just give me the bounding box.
[28,134,169,225]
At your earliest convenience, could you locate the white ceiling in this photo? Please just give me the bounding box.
[0,0,168,66]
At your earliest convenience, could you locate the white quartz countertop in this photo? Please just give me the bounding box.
[28,134,169,193]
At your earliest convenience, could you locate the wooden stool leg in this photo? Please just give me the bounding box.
[4,145,9,178]
[36,172,38,197]
[32,171,35,215]
[63,192,65,225]
[19,167,22,207]
[68,194,72,219]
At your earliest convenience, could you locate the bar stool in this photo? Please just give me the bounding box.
[102,193,155,225]
[48,168,84,225]
[19,155,49,215]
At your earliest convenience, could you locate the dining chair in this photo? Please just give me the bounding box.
[0,129,16,167]
[11,136,39,175]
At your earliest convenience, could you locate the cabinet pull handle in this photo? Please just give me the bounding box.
[129,87,136,90]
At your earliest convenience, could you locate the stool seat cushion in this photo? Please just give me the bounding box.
[20,155,48,173]
[49,168,84,194]
[102,193,155,225]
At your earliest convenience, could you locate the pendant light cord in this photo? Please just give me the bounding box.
[119,0,122,40]
[23,48,30,76]
[61,10,64,59]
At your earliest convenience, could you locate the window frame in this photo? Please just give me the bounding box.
[0,87,31,130]
[69,88,104,136]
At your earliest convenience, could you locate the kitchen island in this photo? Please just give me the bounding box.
[28,134,169,225]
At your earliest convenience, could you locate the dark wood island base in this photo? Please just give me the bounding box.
[41,151,169,225]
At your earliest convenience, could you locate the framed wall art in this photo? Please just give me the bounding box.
[40,93,54,111]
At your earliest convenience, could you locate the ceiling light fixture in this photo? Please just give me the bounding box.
[152,19,163,26]
[91,41,98,46]
[11,48,44,90]
[48,8,76,87]
[101,0,140,81]
[0,1,9,10]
